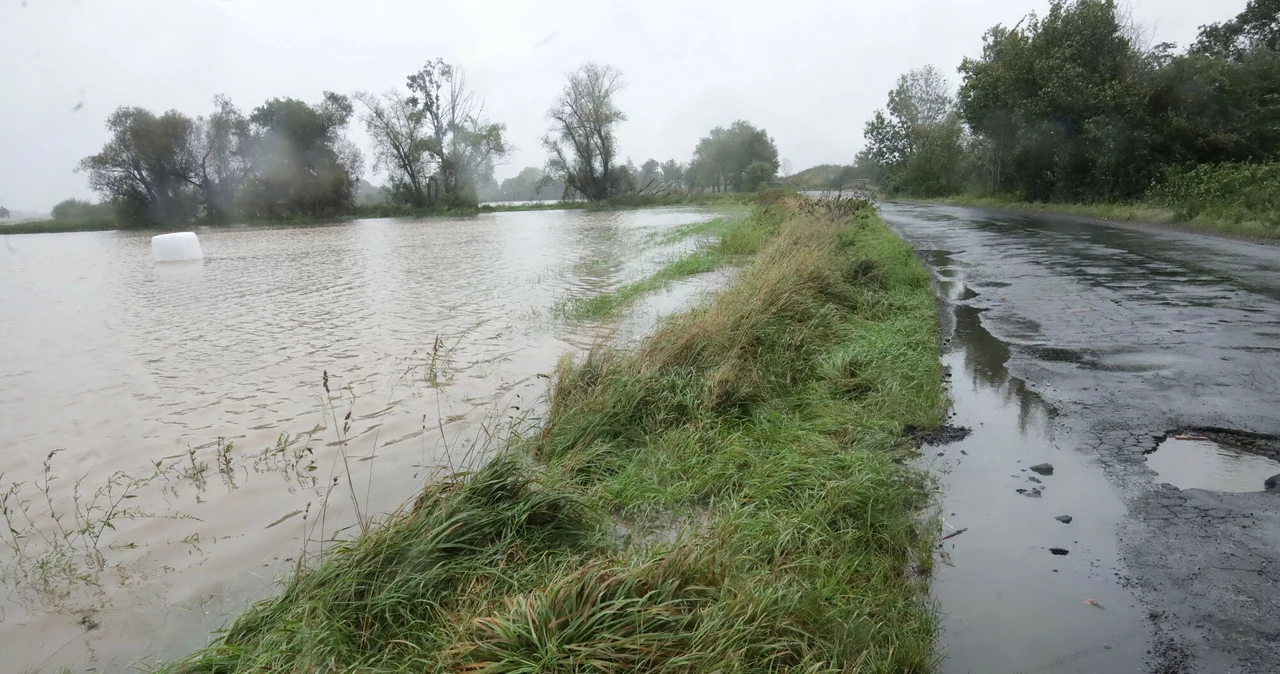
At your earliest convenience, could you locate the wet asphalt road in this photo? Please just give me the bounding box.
[880,203,1280,674]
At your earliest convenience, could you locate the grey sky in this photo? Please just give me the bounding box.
[1,0,1244,212]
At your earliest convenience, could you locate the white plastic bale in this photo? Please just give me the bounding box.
[151,232,203,262]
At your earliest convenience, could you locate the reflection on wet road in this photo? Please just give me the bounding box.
[918,250,1149,674]
[0,207,726,671]
[882,203,1280,674]
[1146,437,1280,493]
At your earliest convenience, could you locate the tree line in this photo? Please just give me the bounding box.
[862,0,1280,211]
[78,93,364,226]
[66,62,781,227]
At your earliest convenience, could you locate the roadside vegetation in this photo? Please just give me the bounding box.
[916,196,1176,226]
[917,193,1280,240]
[855,0,1280,238]
[156,195,946,673]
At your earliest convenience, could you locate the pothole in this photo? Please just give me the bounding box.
[1145,432,1280,493]
[1182,427,1280,462]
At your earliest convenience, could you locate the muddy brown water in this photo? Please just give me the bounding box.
[0,207,728,671]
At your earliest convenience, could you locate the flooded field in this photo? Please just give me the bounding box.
[0,207,727,671]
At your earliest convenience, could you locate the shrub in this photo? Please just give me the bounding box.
[1150,163,1280,229]
[50,198,115,222]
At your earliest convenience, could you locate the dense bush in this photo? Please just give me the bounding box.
[1150,163,1280,228]
[50,198,114,222]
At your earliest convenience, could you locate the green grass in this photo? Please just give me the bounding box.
[158,196,946,674]
[915,194,1280,240]
[913,194,1179,223]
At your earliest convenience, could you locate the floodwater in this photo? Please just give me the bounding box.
[479,199,560,208]
[1145,437,1280,493]
[0,206,726,671]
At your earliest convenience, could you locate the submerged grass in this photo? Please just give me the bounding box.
[159,196,945,674]
[482,193,752,214]
[558,210,777,321]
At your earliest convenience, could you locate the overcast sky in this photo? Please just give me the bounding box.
[0,0,1246,212]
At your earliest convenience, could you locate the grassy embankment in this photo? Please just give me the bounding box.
[916,185,1274,241]
[914,194,1177,225]
[0,218,120,235]
[0,194,753,236]
[159,196,946,673]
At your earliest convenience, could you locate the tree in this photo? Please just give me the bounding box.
[543,63,627,201]
[863,66,965,196]
[51,198,112,221]
[862,110,910,167]
[1192,0,1280,59]
[192,95,250,221]
[355,89,434,206]
[611,161,640,195]
[0,205,9,219]
[637,159,663,190]
[957,0,1150,200]
[660,159,685,187]
[688,120,779,192]
[404,59,510,205]
[240,92,363,218]
[356,179,390,206]
[474,166,566,202]
[853,0,1280,205]
[491,166,564,201]
[78,106,200,225]
[1144,46,1280,167]
[741,160,776,191]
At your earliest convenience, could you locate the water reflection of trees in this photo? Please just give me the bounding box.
[953,304,1054,437]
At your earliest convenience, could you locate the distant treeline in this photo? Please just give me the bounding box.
[861,0,1280,228]
[60,61,782,228]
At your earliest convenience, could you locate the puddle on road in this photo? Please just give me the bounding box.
[920,250,1150,674]
[1146,437,1280,493]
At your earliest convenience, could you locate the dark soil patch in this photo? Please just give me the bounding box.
[1147,618,1194,674]
[906,423,972,446]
